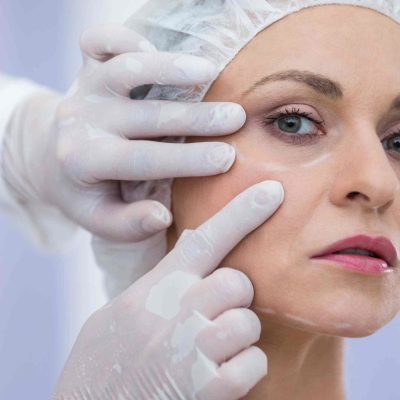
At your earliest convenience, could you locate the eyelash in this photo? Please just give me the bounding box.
[262,107,400,157]
[261,107,325,145]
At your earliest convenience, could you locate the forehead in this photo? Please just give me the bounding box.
[208,4,400,103]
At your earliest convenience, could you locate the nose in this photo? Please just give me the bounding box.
[330,126,400,211]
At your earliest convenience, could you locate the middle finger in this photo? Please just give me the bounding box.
[99,98,246,139]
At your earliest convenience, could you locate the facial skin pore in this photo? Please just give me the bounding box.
[168,5,400,399]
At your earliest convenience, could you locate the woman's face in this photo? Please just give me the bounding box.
[170,5,400,337]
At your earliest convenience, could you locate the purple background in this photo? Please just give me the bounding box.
[0,1,399,399]
[0,1,70,399]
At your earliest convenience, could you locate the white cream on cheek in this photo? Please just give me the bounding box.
[253,306,277,315]
[233,141,332,172]
[255,306,355,330]
[283,312,319,327]
[235,143,349,331]
[301,153,332,168]
[254,306,318,327]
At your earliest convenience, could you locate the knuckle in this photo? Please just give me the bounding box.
[191,103,228,134]
[111,52,128,66]
[215,268,254,303]
[56,136,88,183]
[55,99,81,125]
[189,104,210,132]
[131,144,152,176]
[113,53,138,72]
[56,135,76,168]
[160,102,189,130]
[79,27,95,50]
[103,53,124,77]
[178,229,214,264]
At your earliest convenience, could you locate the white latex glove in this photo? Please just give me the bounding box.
[1,25,245,241]
[53,180,284,400]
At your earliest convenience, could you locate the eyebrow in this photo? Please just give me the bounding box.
[241,69,344,99]
[241,69,400,114]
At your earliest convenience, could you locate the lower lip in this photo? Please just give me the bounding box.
[312,254,392,275]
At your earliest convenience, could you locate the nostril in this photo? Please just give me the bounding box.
[347,191,361,200]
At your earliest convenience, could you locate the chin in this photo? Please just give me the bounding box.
[254,293,400,338]
[318,302,399,338]
[317,278,400,337]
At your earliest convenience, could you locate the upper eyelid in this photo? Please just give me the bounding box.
[262,102,323,116]
[264,106,325,126]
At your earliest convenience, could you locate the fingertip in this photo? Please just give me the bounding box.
[258,347,268,376]
[140,204,173,234]
[209,103,247,135]
[229,102,247,128]
[206,143,236,173]
[221,144,236,173]
[268,180,285,205]
[252,180,284,208]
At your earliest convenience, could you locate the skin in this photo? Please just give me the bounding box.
[167,5,400,399]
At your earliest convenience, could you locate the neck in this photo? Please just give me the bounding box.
[167,227,346,399]
[243,314,346,399]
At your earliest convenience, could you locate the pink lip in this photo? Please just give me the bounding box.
[312,234,398,274]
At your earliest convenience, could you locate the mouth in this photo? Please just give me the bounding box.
[312,234,398,272]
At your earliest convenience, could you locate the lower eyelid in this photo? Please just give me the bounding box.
[267,125,322,146]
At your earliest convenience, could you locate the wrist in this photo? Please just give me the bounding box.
[1,89,62,207]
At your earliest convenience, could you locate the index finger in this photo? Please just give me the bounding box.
[163,180,284,277]
[102,52,218,97]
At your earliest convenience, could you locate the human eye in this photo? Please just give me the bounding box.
[261,106,326,145]
[383,129,400,159]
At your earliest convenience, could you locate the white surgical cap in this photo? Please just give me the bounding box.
[103,0,400,298]
[126,0,400,103]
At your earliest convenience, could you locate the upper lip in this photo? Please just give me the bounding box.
[312,234,398,267]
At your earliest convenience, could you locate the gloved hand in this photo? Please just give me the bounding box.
[52,180,284,400]
[2,24,245,241]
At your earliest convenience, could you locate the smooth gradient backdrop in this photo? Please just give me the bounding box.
[0,1,399,399]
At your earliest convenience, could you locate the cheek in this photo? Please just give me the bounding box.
[172,144,330,312]
[172,144,321,253]
[172,149,279,233]
[172,143,400,336]
[219,159,321,303]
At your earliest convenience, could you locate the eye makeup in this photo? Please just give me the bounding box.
[261,106,326,146]
[257,101,400,166]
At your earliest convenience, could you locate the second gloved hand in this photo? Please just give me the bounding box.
[53,180,284,400]
[1,24,246,242]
